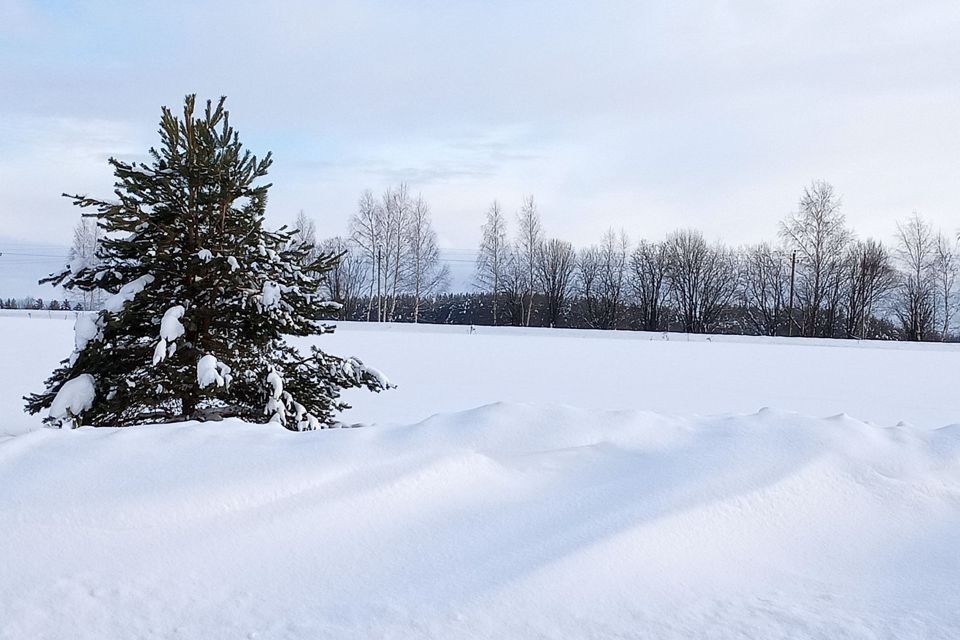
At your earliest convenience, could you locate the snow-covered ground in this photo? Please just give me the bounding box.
[2,315,959,638]
[322,321,960,430]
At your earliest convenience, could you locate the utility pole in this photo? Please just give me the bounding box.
[788,250,797,337]
[376,246,382,323]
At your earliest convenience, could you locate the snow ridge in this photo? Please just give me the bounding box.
[1,403,958,638]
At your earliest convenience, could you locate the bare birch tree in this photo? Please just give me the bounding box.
[629,240,670,332]
[67,218,104,310]
[475,201,509,325]
[779,181,851,336]
[741,243,790,336]
[291,210,325,269]
[516,195,543,326]
[383,184,413,322]
[501,248,527,326]
[893,213,937,341]
[407,195,449,322]
[318,237,367,320]
[842,239,896,339]
[666,229,739,334]
[933,232,958,340]
[578,229,629,330]
[349,190,384,321]
[536,238,576,327]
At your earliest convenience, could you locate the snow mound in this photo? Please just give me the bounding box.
[102,274,154,313]
[1,403,958,638]
[73,313,102,352]
[159,305,185,342]
[261,281,282,309]
[47,373,95,427]
[196,354,231,389]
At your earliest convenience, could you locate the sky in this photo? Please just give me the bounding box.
[2,0,960,295]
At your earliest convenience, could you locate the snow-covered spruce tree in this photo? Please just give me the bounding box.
[25,95,391,429]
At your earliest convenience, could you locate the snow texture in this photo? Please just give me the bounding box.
[68,256,90,275]
[196,249,213,262]
[152,339,167,366]
[3,317,960,637]
[152,306,186,366]
[261,281,282,310]
[159,305,185,342]
[5,315,960,433]
[264,370,285,422]
[1,405,958,637]
[266,370,282,399]
[312,322,960,430]
[46,373,95,426]
[102,274,154,313]
[73,313,102,352]
[343,358,391,390]
[196,354,227,388]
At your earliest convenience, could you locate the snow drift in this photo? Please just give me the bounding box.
[2,403,959,638]
[4,315,960,436]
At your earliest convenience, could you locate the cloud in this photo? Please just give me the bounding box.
[3,0,960,259]
[0,115,148,242]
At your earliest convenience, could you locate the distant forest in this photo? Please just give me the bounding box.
[33,180,960,341]
[1,297,81,311]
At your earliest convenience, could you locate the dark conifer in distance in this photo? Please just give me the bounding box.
[25,95,391,429]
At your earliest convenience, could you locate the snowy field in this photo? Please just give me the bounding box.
[2,314,960,638]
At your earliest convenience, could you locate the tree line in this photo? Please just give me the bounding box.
[58,179,960,341]
[0,298,82,311]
